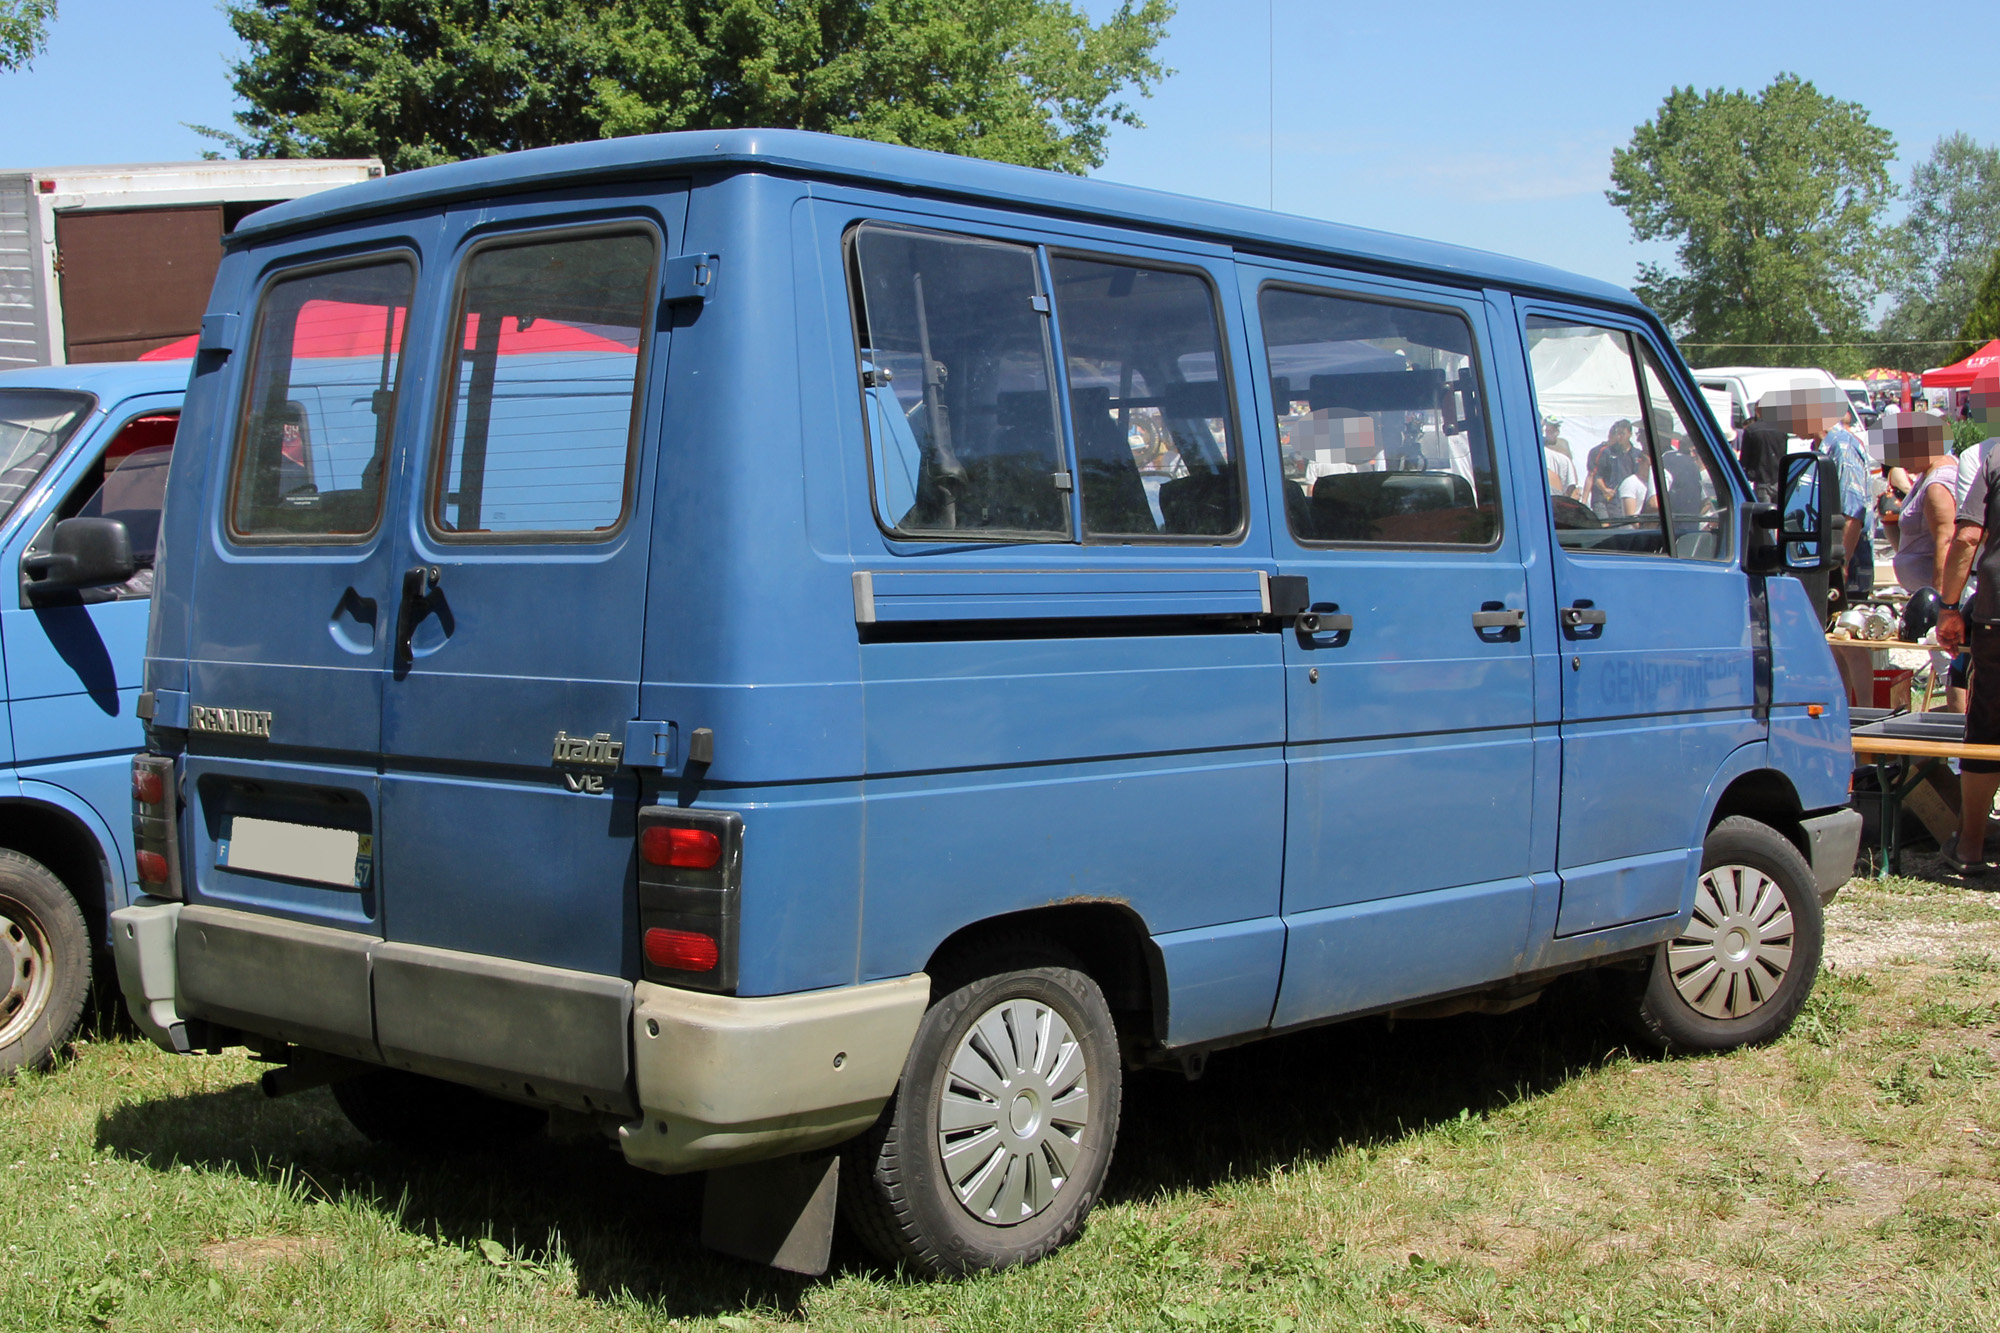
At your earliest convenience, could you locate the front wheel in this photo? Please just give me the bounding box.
[842,938,1122,1275]
[1633,816,1823,1053]
[0,850,91,1078]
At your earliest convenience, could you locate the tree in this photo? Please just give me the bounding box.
[205,0,1172,175]
[0,0,56,72]
[1881,134,2000,355]
[1959,247,2000,363]
[1607,73,1896,361]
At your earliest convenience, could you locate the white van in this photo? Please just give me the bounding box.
[1693,366,1846,434]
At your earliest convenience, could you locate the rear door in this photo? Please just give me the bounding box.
[373,202,676,978]
[1240,265,1545,1026]
[182,227,435,936]
[1516,304,1756,937]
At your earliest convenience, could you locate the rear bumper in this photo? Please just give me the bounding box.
[1800,807,1863,902]
[107,900,928,1173]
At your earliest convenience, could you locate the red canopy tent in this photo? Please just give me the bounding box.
[1922,338,2000,391]
[138,300,636,361]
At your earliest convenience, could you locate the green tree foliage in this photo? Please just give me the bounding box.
[1880,134,2000,358]
[208,0,1172,175]
[1607,74,1896,360]
[1958,247,2000,363]
[0,0,57,72]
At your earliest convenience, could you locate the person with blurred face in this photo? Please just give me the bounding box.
[1934,369,2000,874]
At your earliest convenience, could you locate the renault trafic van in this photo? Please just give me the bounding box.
[112,131,1859,1276]
[0,359,186,1075]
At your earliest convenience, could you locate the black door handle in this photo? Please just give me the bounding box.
[1472,608,1526,629]
[394,565,441,670]
[1561,606,1607,627]
[1297,609,1353,634]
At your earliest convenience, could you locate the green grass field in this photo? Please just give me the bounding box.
[5,868,1999,1331]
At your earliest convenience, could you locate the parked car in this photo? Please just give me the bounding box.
[0,359,186,1075]
[112,130,1857,1277]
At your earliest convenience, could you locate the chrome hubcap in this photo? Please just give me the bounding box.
[938,997,1091,1226]
[0,896,54,1048]
[1667,864,1795,1019]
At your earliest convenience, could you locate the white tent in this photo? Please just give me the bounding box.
[1527,327,1647,472]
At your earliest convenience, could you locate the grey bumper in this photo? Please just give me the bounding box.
[1800,808,1864,903]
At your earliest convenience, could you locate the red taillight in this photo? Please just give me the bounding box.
[136,850,170,884]
[644,927,719,972]
[640,826,722,869]
[133,768,165,804]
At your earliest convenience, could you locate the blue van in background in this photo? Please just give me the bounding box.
[0,359,185,1075]
[112,132,1858,1276]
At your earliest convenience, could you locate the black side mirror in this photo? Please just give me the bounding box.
[22,517,136,601]
[1743,503,1784,574]
[1777,451,1840,572]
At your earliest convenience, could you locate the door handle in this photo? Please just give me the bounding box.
[1471,608,1526,629]
[394,565,441,670]
[1297,609,1353,635]
[1560,606,1607,627]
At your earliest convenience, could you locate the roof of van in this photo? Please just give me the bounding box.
[231,129,1639,310]
[0,359,192,401]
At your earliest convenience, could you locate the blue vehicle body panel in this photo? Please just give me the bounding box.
[142,129,1853,1058]
[0,361,190,933]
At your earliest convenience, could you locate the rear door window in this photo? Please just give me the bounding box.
[229,257,415,541]
[428,227,656,540]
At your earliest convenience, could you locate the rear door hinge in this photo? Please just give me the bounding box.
[663,253,716,306]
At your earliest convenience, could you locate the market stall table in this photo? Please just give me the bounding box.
[1849,730,2000,875]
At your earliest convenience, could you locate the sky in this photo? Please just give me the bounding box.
[2,0,1996,295]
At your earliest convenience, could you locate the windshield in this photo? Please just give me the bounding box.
[0,390,95,527]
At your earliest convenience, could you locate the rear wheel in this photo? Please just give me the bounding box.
[0,851,90,1078]
[843,938,1122,1275]
[1633,816,1823,1053]
[332,1069,549,1152]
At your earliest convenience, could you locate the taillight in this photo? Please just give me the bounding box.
[131,753,182,901]
[636,807,740,993]
[644,927,720,972]
[640,826,721,869]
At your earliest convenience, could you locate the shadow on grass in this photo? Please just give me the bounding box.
[93,971,1638,1312]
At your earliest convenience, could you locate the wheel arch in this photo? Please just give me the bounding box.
[922,901,1167,1048]
[1704,757,1811,863]
[0,792,120,953]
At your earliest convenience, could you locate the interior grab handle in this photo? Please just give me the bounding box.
[1472,608,1526,629]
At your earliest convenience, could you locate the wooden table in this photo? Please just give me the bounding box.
[1824,637,1942,651]
[1848,734,2000,875]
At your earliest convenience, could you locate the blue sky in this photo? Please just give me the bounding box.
[2,0,1995,291]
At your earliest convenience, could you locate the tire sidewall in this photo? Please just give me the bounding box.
[0,851,90,1078]
[891,965,1120,1273]
[1642,816,1824,1052]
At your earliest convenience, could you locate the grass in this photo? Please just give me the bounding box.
[5,871,2000,1331]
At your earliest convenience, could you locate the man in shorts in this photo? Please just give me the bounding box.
[1932,363,2000,873]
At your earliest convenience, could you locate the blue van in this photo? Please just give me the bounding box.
[0,359,185,1075]
[112,131,1858,1275]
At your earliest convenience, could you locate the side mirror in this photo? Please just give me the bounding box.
[1771,451,1840,573]
[21,517,136,601]
[1743,503,1784,574]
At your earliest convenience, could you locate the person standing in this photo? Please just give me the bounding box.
[1891,414,1959,598]
[1584,419,1641,518]
[1738,394,1790,503]
[1938,372,2000,873]
[1543,419,1578,498]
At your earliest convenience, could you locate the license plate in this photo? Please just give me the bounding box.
[217,818,372,890]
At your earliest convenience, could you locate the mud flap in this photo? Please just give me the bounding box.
[700,1153,839,1275]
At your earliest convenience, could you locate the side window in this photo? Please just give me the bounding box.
[1048,256,1241,539]
[1524,318,1668,556]
[849,224,1069,540]
[1641,347,1733,560]
[230,258,414,541]
[430,228,655,539]
[1259,286,1501,546]
[25,410,179,600]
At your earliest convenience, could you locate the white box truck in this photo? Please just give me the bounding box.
[0,159,381,369]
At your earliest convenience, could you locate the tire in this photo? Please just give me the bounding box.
[842,937,1122,1276]
[1633,816,1823,1053]
[0,850,91,1078]
[332,1069,549,1152]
